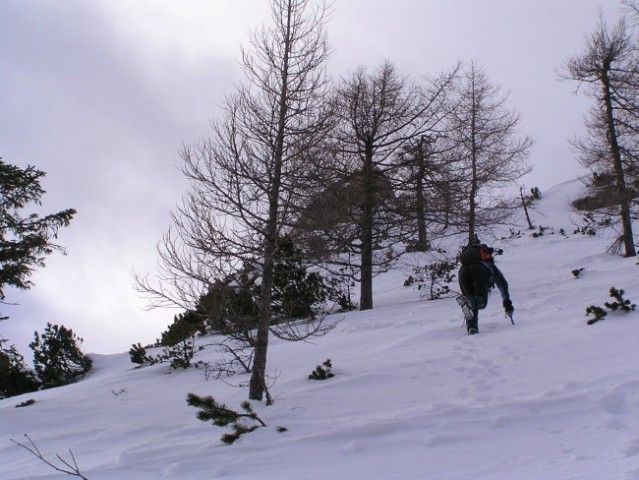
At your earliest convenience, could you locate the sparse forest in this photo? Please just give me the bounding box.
[4,1,639,479]
[134,0,537,404]
[3,0,639,411]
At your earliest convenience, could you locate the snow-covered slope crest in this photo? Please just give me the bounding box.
[1,180,639,480]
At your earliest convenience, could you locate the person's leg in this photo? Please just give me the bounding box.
[458,266,478,334]
[470,264,492,333]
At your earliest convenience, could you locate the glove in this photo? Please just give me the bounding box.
[503,299,514,315]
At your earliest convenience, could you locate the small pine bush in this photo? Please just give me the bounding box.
[585,305,608,325]
[161,312,204,346]
[163,339,195,369]
[129,339,195,370]
[605,287,636,313]
[129,342,152,365]
[186,393,266,444]
[407,260,456,300]
[586,287,636,325]
[572,268,585,279]
[309,359,334,380]
[531,225,553,238]
[272,236,330,319]
[529,186,541,200]
[30,323,92,388]
[0,340,40,398]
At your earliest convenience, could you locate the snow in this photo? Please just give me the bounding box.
[2,179,639,480]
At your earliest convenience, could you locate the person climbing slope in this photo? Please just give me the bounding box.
[457,236,514,335]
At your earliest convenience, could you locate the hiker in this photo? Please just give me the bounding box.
[456,236,514,335]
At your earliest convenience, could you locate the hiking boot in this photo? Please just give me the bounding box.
[467,325,478,335]
[456,295,475,323]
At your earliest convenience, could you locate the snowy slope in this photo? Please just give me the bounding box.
[2,180,639,480]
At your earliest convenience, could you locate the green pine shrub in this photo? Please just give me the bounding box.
[161,311,204,346]
[404,250,456,300]
[129,339,195,370]
[272,236,330,319]
[586,287,636,325]
[0,339,40,398]
[129,342,153,365]
[309,359,334,380]
[605,287,636,313]
[186,393,266,444]
[30,323,92,388]
[585,305,608,325]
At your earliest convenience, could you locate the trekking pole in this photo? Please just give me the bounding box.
[506,312,514,325]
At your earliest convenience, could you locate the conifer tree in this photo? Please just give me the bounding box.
[0,158,75,319]
[30,323,92,388]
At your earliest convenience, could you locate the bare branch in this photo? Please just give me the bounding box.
[11,434,90,480]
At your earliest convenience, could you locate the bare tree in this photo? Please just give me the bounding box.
[395,130,463,249]
[402,136,434,251]
[137,0,332,402]
[563,16,638,257]
[446,62,532,243]
[317,62,457,311]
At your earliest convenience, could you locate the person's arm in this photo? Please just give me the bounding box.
[493,264,514,314]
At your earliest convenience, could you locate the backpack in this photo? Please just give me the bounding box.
[459,243,493,266]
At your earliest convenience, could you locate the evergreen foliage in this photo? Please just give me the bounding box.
[0,338,40,398]
[160,311,204,346]
[326,265,358,312]
[129,338,195,370]
[30,323,92,388]
[529,187,542,200]
[272,236,329,320]
[162,340,195,370]
[186,393,266,444]
[129,342,152,365]
[308,359,334,380]
[404,255,456,300]
[605,287,636,313]
[585,305,608,324]
[15,398,36,408]
[572,268,585,279]
[586,287,636,325]
[0,159,75,317]
[197,266,260,335]
[194,238,330,332]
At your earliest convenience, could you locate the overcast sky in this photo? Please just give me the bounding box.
[0,0,625,356]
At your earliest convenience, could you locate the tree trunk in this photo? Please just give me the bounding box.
[414,137,428,251]
[359,141,375,311]
[468,80,478,244]
[602,72,636,257]
[520,186,534,230]
[248,0,293,401]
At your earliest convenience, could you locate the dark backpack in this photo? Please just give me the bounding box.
[459,244,493,266]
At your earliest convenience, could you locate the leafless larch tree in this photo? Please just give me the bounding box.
[445,61,533,243]
[137,0,333,402]
[303,62,457,311]
[563,16,638,257]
